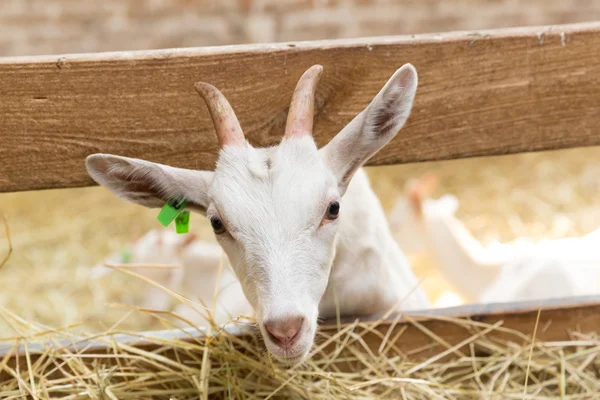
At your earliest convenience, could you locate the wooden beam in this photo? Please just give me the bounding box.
[1,22,600,193]
[344,295,600,362]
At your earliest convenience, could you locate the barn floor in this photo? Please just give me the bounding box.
[0,146,599,336]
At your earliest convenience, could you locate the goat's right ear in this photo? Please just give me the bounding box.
[86,154,213,214]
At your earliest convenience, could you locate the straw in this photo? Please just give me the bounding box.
[1,303,599,398]
[0,214,12,270]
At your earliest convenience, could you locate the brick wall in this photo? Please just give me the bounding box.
[1,0,599,57]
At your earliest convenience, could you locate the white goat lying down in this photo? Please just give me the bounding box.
[390,175,600,305]
[90,229,252,327]
[86,64,429,363]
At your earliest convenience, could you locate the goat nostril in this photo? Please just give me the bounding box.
[264,316,304,348]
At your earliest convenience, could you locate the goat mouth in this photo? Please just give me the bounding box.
[265,339,305,356]
[263,337,310,363]
[259,321,315,364]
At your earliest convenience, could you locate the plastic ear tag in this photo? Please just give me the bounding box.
[120,247,132,264]
[175,211,190,234]
[157,198,189,227]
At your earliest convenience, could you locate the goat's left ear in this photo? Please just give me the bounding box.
[86,154,213,215]
[321,64,418,194]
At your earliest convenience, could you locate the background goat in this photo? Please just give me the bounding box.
[390,175,600,304]
[90,229,252,327]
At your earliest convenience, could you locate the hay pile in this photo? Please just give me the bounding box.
[1,303,599,399]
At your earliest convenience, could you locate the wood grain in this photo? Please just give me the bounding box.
[1,22,600,192]
[337,295,600,363]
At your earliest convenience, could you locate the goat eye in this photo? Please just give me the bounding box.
[210,217,226,234]
[326,201,340,220]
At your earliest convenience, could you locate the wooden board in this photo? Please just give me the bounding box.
[1,295,599,368]
[1,22,600,193]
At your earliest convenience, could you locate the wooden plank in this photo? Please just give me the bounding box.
[1,22,600,193]
[2,296,599,363]
[351,295,600,362]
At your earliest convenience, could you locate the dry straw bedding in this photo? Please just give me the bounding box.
[0,305,599,399]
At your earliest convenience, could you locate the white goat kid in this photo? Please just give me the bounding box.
[390,175,600,304]
[86,64,429,363]
[90,229,252,326]
[390,175,507,302]
[90,229,186,311]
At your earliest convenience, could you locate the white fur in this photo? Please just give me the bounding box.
[86,64,429,363]
[390,194,506,301]
[390,184,600,304]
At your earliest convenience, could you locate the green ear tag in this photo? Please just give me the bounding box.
[157,198,189,227]
[120,247,132,264]
[175,211,190,234]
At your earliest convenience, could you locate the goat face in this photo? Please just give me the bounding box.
[86,63,418,363]
[207,136,339,363]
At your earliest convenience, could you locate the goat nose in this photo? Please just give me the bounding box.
[264,316,304,348]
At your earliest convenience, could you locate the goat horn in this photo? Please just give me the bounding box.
[284,65,324,138]
[194,82,245,147]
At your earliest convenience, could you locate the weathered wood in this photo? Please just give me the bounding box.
[1,22,600,192]
[352,295,600,362]
[1,296,599,367]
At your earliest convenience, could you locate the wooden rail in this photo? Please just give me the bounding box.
[1,22,600,193]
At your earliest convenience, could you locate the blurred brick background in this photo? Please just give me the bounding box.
[1,0,599,56]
